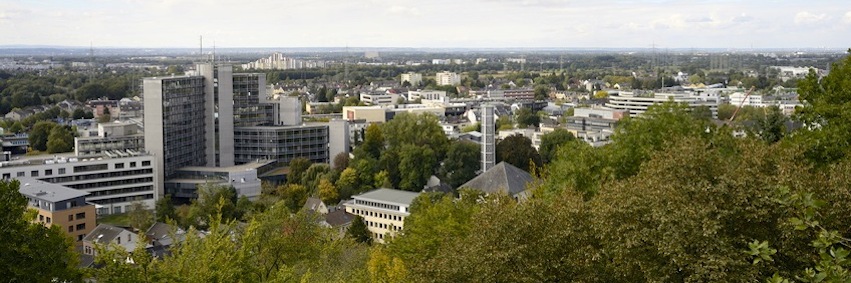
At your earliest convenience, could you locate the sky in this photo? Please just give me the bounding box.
[0,0,850,49]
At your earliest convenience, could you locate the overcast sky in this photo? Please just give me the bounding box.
[1,0,849,49]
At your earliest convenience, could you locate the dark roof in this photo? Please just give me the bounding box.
[458,162,533,196]
[325,210,355,227]
[83,224,130,244]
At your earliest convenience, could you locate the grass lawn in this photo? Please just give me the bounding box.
[98,213,131,227]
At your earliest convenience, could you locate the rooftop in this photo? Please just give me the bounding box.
[459,162,533,196]
[17,177,89,203]
[178,159,275,174]
[353,188,420,206]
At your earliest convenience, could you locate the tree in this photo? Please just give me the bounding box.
[534,85,549,100]
[72,108,87,119]
[8,121,23,133]
[128,201,154,231]
[0,180,82,281]
[46,125,74,153]
[277,183,308,212]
[356,123,384,160]
[594,90,609,99]
[439,140,480,188]
[318,178,339,204]
[538,128,575,164]
[336,167,360,200]
[515,107,540,128]
[287,157,311,185]
[757,106,787,144]
[397,144,436,191]
[496,134,541,173]
[28,120,56,151]
[348,216,372,244]
[382,112,448,160]
[333,152,350,172]
[792,53,851,165]
[155,194,176,222]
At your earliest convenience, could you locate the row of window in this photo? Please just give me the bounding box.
[354,200,402,212]
[40,168,153,183]
[365,220,401,232]
[351,208,405,222]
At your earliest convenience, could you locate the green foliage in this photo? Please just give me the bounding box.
[496,134,541,173]
[348,216,372,245]
[397,144,436,191]
[287,157,311,185]
[792,54,851,165]
[155,194,176,223]
[28,120,56,151]
[127,201,154,231]
[46,125,74,153]
[538,128,575,164]
[514,107,540,128]
[440,140,481,188]
[0,180,82,282]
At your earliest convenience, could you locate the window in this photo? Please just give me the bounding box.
[68,226,73,232]
[76,212,85,220]
[142,161,151,166]
[39,215,44,222]
[130,162,137,168]
[2,173,8,180]
[58,168,66,174]
[31,170,38,177]
[78,235,84,241]
[115,163,124,169]
[117,237,121,244]
[46,217,51,224]
[76,223,85,230]
[16,172,24,177]
[68,215,73,221]
[45,169,52,176]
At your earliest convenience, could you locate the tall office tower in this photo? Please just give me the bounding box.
[481,104,495,172]
[233,73,275,127]
[197,64,235,167]
[143,75,207,194]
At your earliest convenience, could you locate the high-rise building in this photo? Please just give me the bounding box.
[400,72,422,86]
[436,71,461,86]
[144,63,329,201]
[481,104,495,172]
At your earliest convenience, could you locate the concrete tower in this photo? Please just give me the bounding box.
[481,104,495,172]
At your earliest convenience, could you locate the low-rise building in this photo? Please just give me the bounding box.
[18,178,96,242]
[344,188,420,244]
[605,91,719,118]
[458,161,533,201]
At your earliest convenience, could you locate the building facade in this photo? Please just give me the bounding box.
[343,188,420,244]
[400,72,422,86]
[18,178,97,242]
[436,71,461,86]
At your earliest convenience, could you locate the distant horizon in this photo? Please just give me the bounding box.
[2,0,849,50]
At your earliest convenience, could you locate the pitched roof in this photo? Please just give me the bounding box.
[302,197,326,212]
[83,224,131,244]
[325,210,355,227]
[458,162,533,196]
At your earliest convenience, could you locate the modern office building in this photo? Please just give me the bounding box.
[1,152,156,215]
[75,122,145,156]
[408,90,446,101]
[233,124,329,165]
[144,63,329,201]
[165,160,274,203]
[605,92,719,118]
[18,177,97,242]
[343,188,420,244]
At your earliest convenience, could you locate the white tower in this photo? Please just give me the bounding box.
[481,104,495,172]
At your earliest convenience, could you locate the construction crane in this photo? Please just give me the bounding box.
[728,86,756,124]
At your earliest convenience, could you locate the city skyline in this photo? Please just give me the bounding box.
[1,0,849,49]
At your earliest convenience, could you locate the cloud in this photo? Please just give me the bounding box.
[794,11,828,24]
[844,11,851,24]
[386,6,421,16]
[731,13,753,23]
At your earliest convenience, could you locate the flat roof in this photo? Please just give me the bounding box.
[178,160,275,174]
[17,177,88,202]
[352,188,420,206]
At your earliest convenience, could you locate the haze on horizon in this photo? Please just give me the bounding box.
[1,0,849,49]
